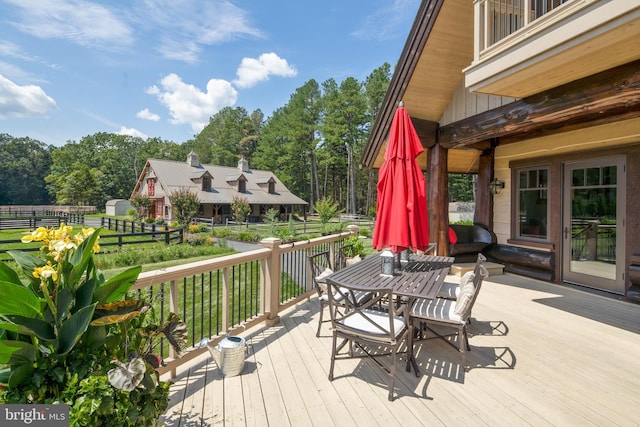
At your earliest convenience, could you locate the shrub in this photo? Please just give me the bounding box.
[186,235,207,246]
[343,235,365,257]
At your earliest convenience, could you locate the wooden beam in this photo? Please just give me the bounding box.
[427,143,449,256]
[475,150,493,227]
[439,59,640,148]
[411,118,439,148]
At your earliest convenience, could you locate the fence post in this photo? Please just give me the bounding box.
[259,237,283,326]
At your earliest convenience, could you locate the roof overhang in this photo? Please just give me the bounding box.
[362,0,476,172]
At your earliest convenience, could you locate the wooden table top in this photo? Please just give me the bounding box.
[325,253,454,300]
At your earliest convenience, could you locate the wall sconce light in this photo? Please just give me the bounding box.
[489,178,505,195]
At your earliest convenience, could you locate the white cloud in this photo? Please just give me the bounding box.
[136,0,264,63]
[4,0,133,48]
[0,74,57,119]
[147,73,237,133]
[233,53,297,89]
[137,108,160,122]
[118,126,148,139]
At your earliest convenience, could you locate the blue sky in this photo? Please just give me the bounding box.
[0,0,419,147]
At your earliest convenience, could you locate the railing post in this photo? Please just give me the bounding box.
[259,237,283,326]
[168,279,179,377]
[222,267,230,332]
[346,224,359,237]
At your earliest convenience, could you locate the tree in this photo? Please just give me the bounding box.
[363,64,392,214]
[0,134,53,205]
[170,189,201,230]
[231,195,251,223]
[449,174,475,202]
[320,77,367,215]
[195,107,263,166]
[314,196,342,231]
[253,80,321,207]
[130,195,152,220]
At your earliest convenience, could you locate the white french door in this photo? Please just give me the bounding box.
[562,157,625,294]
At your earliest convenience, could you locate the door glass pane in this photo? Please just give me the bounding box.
[570,185,616,279]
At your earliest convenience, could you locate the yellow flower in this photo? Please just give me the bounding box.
[21,227,49,243]
[33,265,58,282]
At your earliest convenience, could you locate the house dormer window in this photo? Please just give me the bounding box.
[268,181,275,194]
[203,177,211,192]
[238,180,246,193]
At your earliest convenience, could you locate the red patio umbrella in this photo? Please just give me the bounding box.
[372,102,429,253]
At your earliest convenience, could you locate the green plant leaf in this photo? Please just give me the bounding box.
[0,366,10,383]
[56,288,73,322]
[0,315,55,340]
[74,276,97,314]
[56,303,97,355]
[0,281,42,317]
[0,261,21,284]
[9,362,35,388]
[93,266,142,304]
[68,229,102,285]
[0,340,36,364]
[82,325,107,348]
[6,250,44,286]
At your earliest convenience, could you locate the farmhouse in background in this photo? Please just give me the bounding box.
[131,151,307,224]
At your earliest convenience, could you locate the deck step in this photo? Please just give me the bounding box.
[450,261,504,277]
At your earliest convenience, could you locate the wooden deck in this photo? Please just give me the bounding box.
[160,273,640,426]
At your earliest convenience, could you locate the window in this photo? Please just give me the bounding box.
[238,180,246,193]
[268,182,275,194]
[516,167,548,239]
[147,178,155,196]
[202,177,211,192]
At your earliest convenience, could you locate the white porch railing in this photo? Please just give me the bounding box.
[131,227,358,378]
[475,0,572,54]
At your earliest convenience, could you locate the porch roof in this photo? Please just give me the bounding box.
[161,273,640,425]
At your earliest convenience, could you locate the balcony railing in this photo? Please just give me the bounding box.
[130,228,357,377]
[476,0,572,51]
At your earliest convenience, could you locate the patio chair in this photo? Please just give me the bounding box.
[308,250,369,337]
[327,282,410,401]
[436,253,488,300]
[410,253,489,370]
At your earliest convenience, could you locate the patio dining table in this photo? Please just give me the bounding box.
[325,251,454,375]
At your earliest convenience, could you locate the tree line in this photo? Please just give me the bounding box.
[0,62,473,214]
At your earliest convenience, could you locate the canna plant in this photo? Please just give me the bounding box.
[0,224,187,426]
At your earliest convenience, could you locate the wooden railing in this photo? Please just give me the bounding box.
[134,227,359,378]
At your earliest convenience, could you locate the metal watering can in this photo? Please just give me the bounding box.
[200,334,246,377]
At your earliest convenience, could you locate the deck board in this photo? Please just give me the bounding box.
[160,273,640,426]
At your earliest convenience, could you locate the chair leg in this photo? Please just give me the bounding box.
[459,324,468,371]
[328,333,337,381]
[388,348,397,401]
[316,300,325,337]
